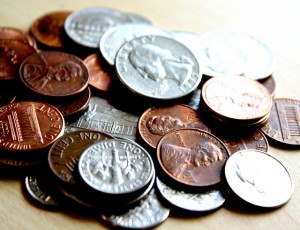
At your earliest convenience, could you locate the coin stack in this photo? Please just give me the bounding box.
[0,6,299,229]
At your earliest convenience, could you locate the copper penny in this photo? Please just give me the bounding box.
[19,51,89,97]
[201,75,272,122]
[0,39,37,80]
[0,101,65,151]
[138,104,210,149]
[56,86,91,117]
[259,75,276,98]
[157,129,229,187]
[31,11,71,48]
[48,130,114,185]
[212,129,269,155]
[261,98,300,146]
[83,53,111,92]
[0,27,37,49]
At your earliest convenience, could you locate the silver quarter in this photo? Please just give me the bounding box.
[156,177,226,212]
[224,149,293,208]
[197,29,275,80]
[100,23,172,65]
[115,35,202,100]
[100,188,170,229]
[78,139,154,195]
[64,7,127,48]
[66,96,139,140]
[24,176,60,207]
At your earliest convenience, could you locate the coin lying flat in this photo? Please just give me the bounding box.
[19,51,89,97]
[156,177,226,212]
[100,188,170,229]
[157,129,229,187]
[224,149,293,208]
[83,54,111,92]
[0,39,37,80]
[0,27,37,49]
[78,139,154,195]
[261,98,300,146]
[48,130,114,185]
[197,29,275,80]
[100,23,172,65]
[115,35,202,100]
[138,104,210,148]
[201,75,272,124]
[0,101,65,152]
[31,11,71,48]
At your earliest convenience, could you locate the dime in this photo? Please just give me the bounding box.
[48,130,114,185]
[138,104,210,148]
[31,11,72,48]
[19,51,89,97]
[261,98,300,146]
[64,7,127,48]
[115,35,202,100]
[67,96,139,140]
[0,39,37,80]
[196,29,275,80]
[83,54,111,92]
[100,188,170,229]
[156,177,226,212]
[24,175,61,207]
[0,101,65,151]
[56,87,91,117]
[201,75,272,123]
[157,129,229,187]
[224,149,293,208]
[100,23,172,65]
[78,139,154,195]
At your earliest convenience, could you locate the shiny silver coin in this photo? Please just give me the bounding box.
[64,7,127,48]
[156,177,226,212]
[115,35,202,100]
[224,149,293,208]
[100,23,172,65]
[66,96,139,140]
[24,176,61,207]
[78,139,154,195]
[197,29,275,80]
[100,188,170,229]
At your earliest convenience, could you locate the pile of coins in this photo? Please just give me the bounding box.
[0,6,299,229]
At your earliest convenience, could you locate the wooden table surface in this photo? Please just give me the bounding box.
[1,0,300,229]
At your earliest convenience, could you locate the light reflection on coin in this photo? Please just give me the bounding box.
[100,188,170,229]
[115,35,202,100]
[156,177,226,212]
[224,149,293,208]
[197,29,275,80]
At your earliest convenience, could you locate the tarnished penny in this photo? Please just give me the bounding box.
[259,75,276,98]
[0,101,65,151]
[138,104,210,148]
[48,130,114,185]
[212,129,269,155]
[157,129,229,187]
[224,149,293,208]
[0,39,37,80]
[19,51,89,97]
[31,11,72,48]
[56,86,91,117]
[83,54,111,92]
[261,98,300,146]
[201,75,272,122]
[0,27,37,49]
